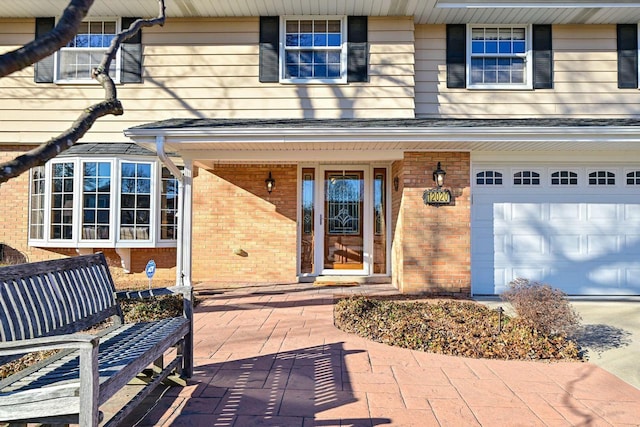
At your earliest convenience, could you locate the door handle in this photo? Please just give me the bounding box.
[320,214,323,225]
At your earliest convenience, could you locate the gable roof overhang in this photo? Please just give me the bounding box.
[124,118,640,164]
[5,0,640,25]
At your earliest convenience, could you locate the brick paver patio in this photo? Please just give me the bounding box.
[122,283,640,426]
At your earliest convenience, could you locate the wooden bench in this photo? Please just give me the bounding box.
[0,253,193,427]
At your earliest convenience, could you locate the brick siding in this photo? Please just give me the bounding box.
[191,164,298,283]
[393,152,471,295]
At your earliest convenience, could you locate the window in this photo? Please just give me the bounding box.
[476,171,503,185]
[589,171,615,186]
[469,25,531,89]
[28,156,179,248]
[551,171,578,186]
[82,162,111,240]
[51,162,75,240]
[281,17,346,83]
[56,19,119,83]
[120,162,152,241]
[29,167,46,240]
[160,167,179,240]
[514,171,540,186]
[627,171,640,185]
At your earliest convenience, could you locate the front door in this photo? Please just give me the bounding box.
[299,165,388,277]
[322,170,365,272]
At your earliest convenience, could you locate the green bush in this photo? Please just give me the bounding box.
[501,278,581,337]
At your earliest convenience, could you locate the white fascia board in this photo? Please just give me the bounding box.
[125,126,640,145]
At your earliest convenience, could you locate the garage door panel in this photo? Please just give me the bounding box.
[549,203,581,220]
[550,235,581,256]
[625,205,640,219]
[586,235,619,256]
[511,203,544,220]
[587,204,618,219]
[511,235,545,254]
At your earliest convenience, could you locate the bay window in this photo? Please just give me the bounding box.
[28,157,179,248]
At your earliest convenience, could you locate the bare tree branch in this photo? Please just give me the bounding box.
[0,0,94,78]
[0,0,166,184]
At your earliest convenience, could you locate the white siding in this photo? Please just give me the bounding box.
[415,24,640,119]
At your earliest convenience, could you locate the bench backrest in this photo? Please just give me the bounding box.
[0,253,119,342]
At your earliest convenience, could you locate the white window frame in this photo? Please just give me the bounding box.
[54,17,122,84]
[28,157,177,249]
[80,159,117,244]
[118,160,155,244]
[466,24,533,90]
[279,15,348,84]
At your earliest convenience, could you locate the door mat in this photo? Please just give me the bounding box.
[313,282,360,287]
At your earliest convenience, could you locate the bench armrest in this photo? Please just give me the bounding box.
[0,333,98,357]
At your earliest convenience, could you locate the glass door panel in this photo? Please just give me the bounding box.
[324,170,364,270]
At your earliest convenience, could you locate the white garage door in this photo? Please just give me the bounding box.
[472,164,640,296]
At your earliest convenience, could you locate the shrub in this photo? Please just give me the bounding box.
[501,278,581,337]
[334,296,581,361]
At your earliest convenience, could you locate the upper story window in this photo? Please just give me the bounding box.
[468,25,532,89]
[589,171,615,186]
[56,19,120,83]
[35,17,142,84]
[513,171,540,185]
[28,156,179,249]
[476,170,503,185]
[551,171,578,186]
[281,17,347,84]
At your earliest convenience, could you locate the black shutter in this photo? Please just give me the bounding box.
[532,25,553,89]
[617,24,638,89]
[259,17,279,83]
[446,24,466,88]
[347,16,368,82]
[121,17,143,83]
[34,17,55,83]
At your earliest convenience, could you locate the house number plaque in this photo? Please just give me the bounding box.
[423,188,452,206]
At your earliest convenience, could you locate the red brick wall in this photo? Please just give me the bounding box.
[191,164,298,283]
[393,152,471,295]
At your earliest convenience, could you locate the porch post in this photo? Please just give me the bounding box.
[181,159,193,288]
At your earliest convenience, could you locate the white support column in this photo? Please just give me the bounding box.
[181,159,194,288]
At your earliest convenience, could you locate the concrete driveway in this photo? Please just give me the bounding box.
[570,299,640,390]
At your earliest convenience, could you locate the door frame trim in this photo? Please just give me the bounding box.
[297,163,392,278]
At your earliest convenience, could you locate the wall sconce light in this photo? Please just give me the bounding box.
[433,162,446,188]
[265,171,276,193]
[393,176,399,192]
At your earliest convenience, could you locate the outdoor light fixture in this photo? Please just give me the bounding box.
[265,171,276,193]
[393,176,399,191]
[433,162,446,188]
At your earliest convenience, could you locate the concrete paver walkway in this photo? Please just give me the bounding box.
[124,283,640,426]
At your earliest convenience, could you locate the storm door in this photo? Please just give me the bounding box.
[322,169,365,273]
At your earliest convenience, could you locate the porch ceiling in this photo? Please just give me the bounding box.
[4,0,640,24]
[124,118,640,162]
